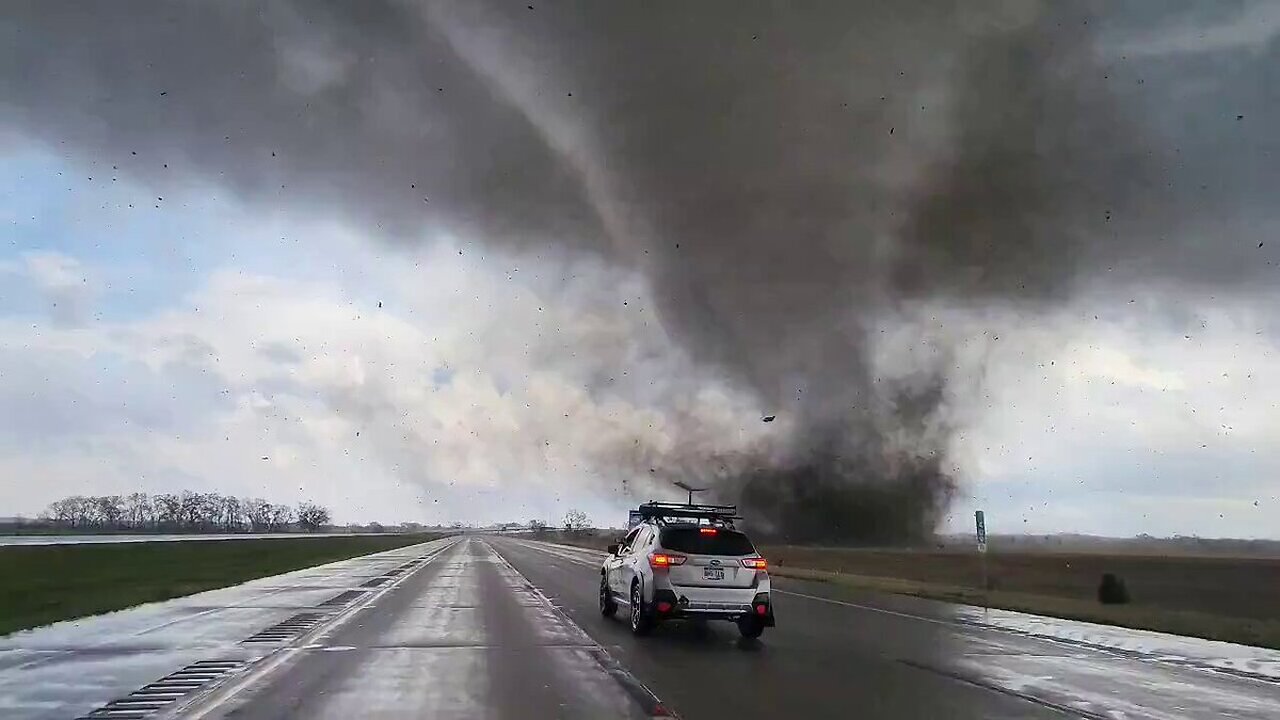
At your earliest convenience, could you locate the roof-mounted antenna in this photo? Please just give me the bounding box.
[673,480,709,506]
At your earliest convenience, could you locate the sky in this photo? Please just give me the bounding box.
[1,1,1278,537]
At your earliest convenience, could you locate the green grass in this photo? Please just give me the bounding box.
[0,534,442,636]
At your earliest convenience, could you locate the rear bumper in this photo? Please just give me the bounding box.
[651,588,776,626]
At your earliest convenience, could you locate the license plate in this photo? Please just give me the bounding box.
[703,566,725,581]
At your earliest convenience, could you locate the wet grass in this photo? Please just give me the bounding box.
[0,534,442,636]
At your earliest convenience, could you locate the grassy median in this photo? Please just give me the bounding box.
[0,534,441,636]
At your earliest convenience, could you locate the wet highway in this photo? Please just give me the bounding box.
[2,536,1278,719]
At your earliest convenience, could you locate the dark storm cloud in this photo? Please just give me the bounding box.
[2,0,604,245]
[3,1,1274,542]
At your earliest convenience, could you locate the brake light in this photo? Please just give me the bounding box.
[741,557,767,570]
[755,604,768,616]
[648,552,687,569]
[699,527,717,535]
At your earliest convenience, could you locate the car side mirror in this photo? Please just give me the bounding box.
[606,543,620,555]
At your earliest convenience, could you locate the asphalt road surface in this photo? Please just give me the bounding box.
[4,535,1278,719]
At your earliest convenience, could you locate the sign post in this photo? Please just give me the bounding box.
[975,510,989,614]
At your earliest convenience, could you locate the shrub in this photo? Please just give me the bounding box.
[1097,572,1131,604]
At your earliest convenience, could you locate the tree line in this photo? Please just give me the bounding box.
[523,509,591,534]
[40,492,331,532]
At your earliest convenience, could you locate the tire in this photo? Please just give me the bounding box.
[737,615,765,639]
[629,580,653,636]
[599,576,617,618]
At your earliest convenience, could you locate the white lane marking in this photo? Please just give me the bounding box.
[773,589,1280,687]
[508,537,1280,715]
[503,539,1125,639]
[504,540,1140,645]
[500,540,1084,637]
[504,540,955,630]
[485,539,677,719]
[168,537,461,720]
[771,588,953,626]
[504,539,952,622]
[504,539,602,567]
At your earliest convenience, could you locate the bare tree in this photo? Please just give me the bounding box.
[563,509,590,533]
[199,492,223,529]
[123,493,153,529]
[296,502,331,532]
[40,491,338,534]
[243,497,271,531]
[66,496,93,528]
[154,493,182,528]
[47,497,77,527]
[528,519,548,532]
[93,495,125,529]
[267,503,295,531]
[219,495,243,531]
[178,490,205,529]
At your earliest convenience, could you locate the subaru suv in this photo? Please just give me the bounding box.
[599,502,774,638]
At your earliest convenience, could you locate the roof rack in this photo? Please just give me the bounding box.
[635,501,741,527]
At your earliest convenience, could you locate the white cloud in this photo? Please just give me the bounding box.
[3,234,1277,537]
[940,292,1280,537]
[3,241,1278,536]
[0,240,773,524]
[0,250,98,325]
[3,204,1279,536]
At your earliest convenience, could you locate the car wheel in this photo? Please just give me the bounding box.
[629,581,652,636]
[599,576,617,618]
[737,615,764,639]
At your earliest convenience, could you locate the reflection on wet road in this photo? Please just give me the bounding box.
[1,535,1277,719]
[0,537,458,719]
[489,538,1280,720]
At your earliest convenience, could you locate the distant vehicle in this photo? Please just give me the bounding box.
[599,502,774,638]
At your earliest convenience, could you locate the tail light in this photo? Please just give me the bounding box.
[699,527,717,535]
[741,557,767,570]
[752,592,770,618]
[648,552,686,569]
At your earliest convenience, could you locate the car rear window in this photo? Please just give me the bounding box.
[659,527,756,556]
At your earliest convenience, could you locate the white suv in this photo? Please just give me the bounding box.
[599,503,774,638]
